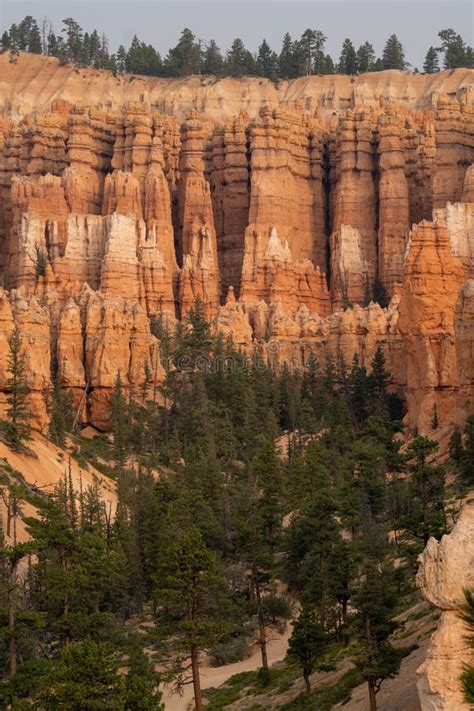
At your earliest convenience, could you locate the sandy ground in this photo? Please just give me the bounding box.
[170,600,435,711]
[161,623,292,711]
[0,433,117,543]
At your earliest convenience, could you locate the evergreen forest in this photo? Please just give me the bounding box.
[1,301,473,709]
[1,17,473,78]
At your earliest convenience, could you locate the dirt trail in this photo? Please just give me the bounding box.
[162,623,292,711]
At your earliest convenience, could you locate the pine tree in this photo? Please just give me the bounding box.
[27,20,42,54]
[438,29,468,69]
[111,371,129,468]
[404,436,446,547]
[165,28,200,76]
[313,30,327,75]
[348,354,370,424]
[252,440,284,558]
[279,33,297,78]
[88,29,101,66]
[369,346,390,415]
[115,44,127,72]
[339,38,358,74]
[154,527,231,711]
[459,589,474,704]
[285,474,340,623]
[35,640,127,709]
[288,605,327,693]
[0,502,26,678]
[423,46,440,73]
[0,326,32,450]
[61,17,83,61]
[299,29,317,75]
[25,496,76,647]
[126,35,162,76]
[382,34,406,70]
[372,275,389,307]
[460,415,474,486]
[353,554,403,710]
[175,296,214,369]
[322,53,336,74]
[298,29,327,75]
[16,16,37,50]
[226,38,256,77]
[357,42,376,72]
[202,39,224,75]
[47,30,61,57]
[124,644,164,710]
[326,540,356,642]
[256,39,278,79]
[48,373,74,447]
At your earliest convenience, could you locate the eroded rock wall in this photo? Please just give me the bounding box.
[0,63,472,432]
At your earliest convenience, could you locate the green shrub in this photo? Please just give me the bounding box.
[209,636,250,666]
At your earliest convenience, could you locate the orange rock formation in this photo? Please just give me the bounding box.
[0,53,472,434]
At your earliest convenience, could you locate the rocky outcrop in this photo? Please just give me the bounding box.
[434,202,474,278]
[416,499,474,711]
[0,58,473,434]
[0,286,163,431]
[432,92,474,209]
[0,288,51,427]
[239,106,328,312]
[82,290,164,428]
[398,219,468,434]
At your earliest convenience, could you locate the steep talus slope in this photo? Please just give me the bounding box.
[0,432,117,545]
[0,52,472,439]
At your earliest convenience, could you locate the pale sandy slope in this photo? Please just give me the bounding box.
[0,433,117,543]
[0,52,473,123]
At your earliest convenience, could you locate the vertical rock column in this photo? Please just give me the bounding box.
[141,115,179,319]
[240,106,328,314]
[404,111,435,226]
[398,219,465,433]
[210,115,250,298]
[7,174,68,291]
[432,94,474,209]
[177,111,220,319]
[63,105,115,215]
[330,109,378,305]
[377,105,410,291]
[104,106,178,319]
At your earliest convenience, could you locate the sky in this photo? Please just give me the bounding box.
[1,0,473,70]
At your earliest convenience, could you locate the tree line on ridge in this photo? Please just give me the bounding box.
[1,17,473,78]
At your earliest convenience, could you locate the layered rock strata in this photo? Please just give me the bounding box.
[0,60,472,432]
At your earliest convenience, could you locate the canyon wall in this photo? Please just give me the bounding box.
[0,53,473,434]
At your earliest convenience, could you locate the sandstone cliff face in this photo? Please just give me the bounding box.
[416,499,474,711]
[398,220,467,434]
[0,56,472,432]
